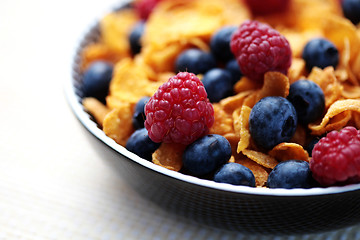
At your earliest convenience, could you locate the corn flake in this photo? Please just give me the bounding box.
[103,102,134,146]
[242,149,279,169]
[269,143,310,162]
[152,143,185,171]
[82,97,111,127]
[236,106,252,153]
[309,99,360,135]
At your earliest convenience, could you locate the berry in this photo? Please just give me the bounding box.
[144,72,214,145]
[267,160,315,189]
[175,48,217,75]
[230,20,292,82]
[249,96,297,150]
[244,0,290,15]
[134,0,160,20]
[201,68,234,103]
[214,162,256,187]
[83,61,113,103]
[183,134,232,176]
[132,96,151,130]
[342,0,360,25]
[225,59,243,84]
[210,26,238,63]
[310,126,360,186]
[126,128,161,161]
[302,38,339,72]
[287,79,325,125]
[129,21,145,55]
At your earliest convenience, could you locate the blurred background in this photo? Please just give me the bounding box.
[0,0,360,239]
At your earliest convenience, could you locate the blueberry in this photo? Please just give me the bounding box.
[249,96,297,150]
[175,48,217,75]
[132,96,151,129]
[214,162,255,187]
[126,128,161,161]
[287,79,325,125]
[202,68,234,102]
[210,26,238,63]
[183,134,232,176]
[342,0,360,25]
[225,59,243,84]
[302,38,339,72]
[267,160,315,189]
[83,61,113,102]
[129,21,145,55]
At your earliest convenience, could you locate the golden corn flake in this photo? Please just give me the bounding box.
[242,149,279,169]
[269,143,310,162]
[236,106,252,153]
[152,143,186,171]
[288,58,306,83]
[341,84,360,99]
[235,157,269,187]
[309,99,360,135]
[100,9,139,56]
[81,43,123,71]
[108,58,165,106]
[256,71,290,101]
[234,77,262,94]
[142,0,250,72]
[103,102,134,146]
[209,104,234,136]
[82,97,111,127]
[307,67,343,108]
[219,90,254,114]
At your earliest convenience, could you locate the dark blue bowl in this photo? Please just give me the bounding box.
[65,4,360,235]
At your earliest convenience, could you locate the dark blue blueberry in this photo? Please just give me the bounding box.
[202,68,234,102]
[342,0,360,25]
[214,162,255,187]
[83,61,113,102]
[249,96,298,151]
[267,160,315,189]
[183,134,232,176]
[175,48,217,75]
[210,26,238,63]
[126,128,161,161]
[302,38,339,72]
[287,79,325,125]
[129,21,145,55]
[132,96,151,129]
[225,59,243,84]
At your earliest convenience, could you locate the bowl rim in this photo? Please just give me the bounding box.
[65,76,360,197]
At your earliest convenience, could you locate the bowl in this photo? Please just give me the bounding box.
[65,2,360,235]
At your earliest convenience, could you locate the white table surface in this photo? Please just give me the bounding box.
[1,0,360,239]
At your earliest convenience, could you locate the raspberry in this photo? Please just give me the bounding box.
[144,72,214,145]
[134,0,161,20]
[310,127,360,186]
[244,0,291,15]
[230,20,292,82]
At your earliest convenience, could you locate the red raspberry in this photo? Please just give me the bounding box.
[244,0,291,15]
[310,126,360,186]
[144,72,214,145]
[134,0,161,20]
[230,20,292,82]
